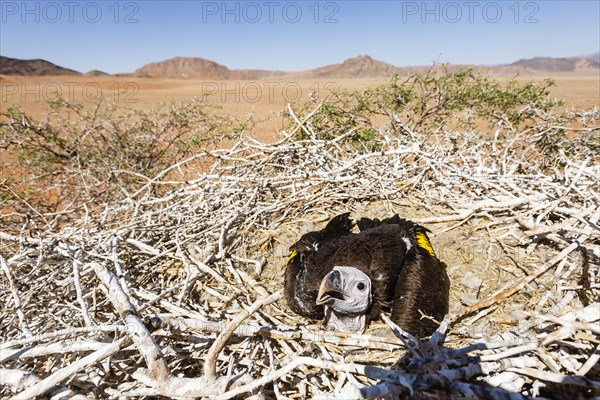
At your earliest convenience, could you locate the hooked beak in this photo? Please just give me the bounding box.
[316,271,347,305]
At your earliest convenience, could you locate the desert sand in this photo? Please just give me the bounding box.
[1,74,598,139]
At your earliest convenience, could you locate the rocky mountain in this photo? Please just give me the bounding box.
[135,53,599,79]
[295,55,404,78]
[135,56,230,78]
[510,55,599,73]
[84,69,110,77]
[134,56,286,79]
[3,52,599,79]
[0,56,81,76]
[583,52,600,64]
[133,55,407,79]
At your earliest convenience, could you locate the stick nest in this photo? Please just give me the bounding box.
[1,104,599,399]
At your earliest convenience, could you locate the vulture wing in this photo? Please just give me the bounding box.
[284,213,450,337]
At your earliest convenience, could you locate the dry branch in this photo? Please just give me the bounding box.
[1,102,599,399]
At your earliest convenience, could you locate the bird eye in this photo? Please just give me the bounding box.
[357,282,366,291]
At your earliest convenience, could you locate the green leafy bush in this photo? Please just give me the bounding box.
[286,67,568,151]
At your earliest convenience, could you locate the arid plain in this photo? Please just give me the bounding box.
[1,73,598,139]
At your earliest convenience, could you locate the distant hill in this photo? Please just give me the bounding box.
[135,56,230,79]
[583,52,600,64]
[3,52,599,79]
[136,53,599,80]
[0,56,81,76]
[134,56,287,79]
[293,55,404,78]
[134,55,408,79]
[84,69,110,77]
[510,55,599,73]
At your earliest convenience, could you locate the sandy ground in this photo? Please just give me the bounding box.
[1,74,598,139]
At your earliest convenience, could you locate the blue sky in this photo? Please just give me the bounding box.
[1,1,599,74]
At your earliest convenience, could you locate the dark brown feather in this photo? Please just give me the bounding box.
[390,245,450,337]
[284,213,354,318]
[284,213,450,336]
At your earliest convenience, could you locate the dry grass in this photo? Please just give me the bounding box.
[1,100,598,398]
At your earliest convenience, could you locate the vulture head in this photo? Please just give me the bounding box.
[316,266,372,333]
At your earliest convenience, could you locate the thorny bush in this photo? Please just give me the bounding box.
[1,68,598,233]
[1,99,244,230]
[288,67,598,156]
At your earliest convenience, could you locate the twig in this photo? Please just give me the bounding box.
[204,291,282,379]
[10,338,125,400]
[0,254,31,336]
[91,262,170,382]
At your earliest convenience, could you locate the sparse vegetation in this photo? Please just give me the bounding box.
[288,68,598,160]
[2,69,598,232]
[1,98,244,229]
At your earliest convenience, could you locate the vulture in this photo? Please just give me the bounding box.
[284,213,450,337]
